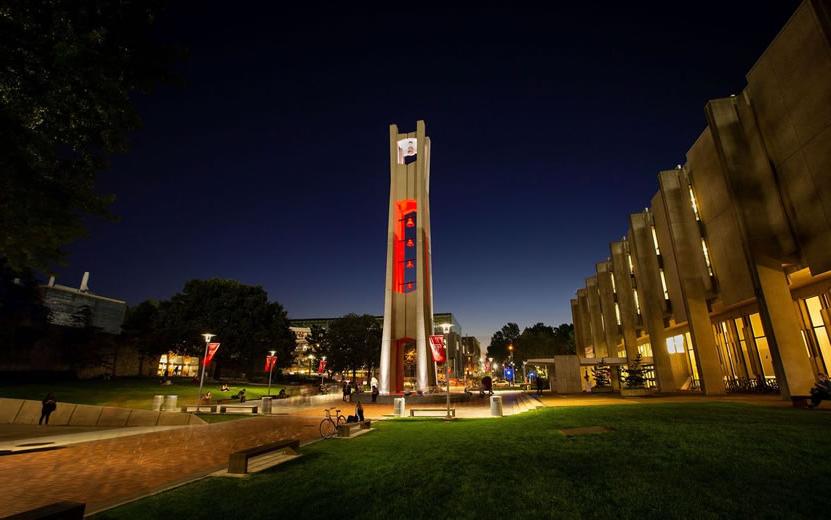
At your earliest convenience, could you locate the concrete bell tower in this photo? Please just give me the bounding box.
[379,120,435,394]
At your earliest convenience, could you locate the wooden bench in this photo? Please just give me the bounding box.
[181,405,217,413]
[219,404,259,414]
[228,439,300,474]
[409,408,456,417]
[336,420,372,437]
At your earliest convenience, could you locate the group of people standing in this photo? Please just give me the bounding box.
[341,376,380,403]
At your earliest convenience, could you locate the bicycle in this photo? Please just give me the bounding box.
[319,407,346,439]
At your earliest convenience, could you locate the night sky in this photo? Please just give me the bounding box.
[55,1,800,343]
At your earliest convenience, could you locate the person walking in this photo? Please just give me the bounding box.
[371,385,379,403]
[536,375,544,396]
[39,393,57,426]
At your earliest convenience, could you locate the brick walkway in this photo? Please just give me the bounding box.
[0,415,321,517]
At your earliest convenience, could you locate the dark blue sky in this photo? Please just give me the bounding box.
[56,1,800,343]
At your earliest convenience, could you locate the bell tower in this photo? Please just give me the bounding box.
[379,120,435,394]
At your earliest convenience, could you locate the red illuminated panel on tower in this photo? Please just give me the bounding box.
[393,199,417,294]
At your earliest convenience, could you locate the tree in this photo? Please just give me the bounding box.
[591,359,611,388]
[322,314,381,381]
[121,300,161,375]
[621,353,648,389]
[487,323,520,363]
[153,279,295,375]
[0,260,49,353]
[0,1,179,271]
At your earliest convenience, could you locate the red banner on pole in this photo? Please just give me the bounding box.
[317,359,327,374]
[204,342,220,365]
[429,335,446,363]
[264,355,277,372]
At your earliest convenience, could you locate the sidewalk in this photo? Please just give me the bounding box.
[0,415,321,517]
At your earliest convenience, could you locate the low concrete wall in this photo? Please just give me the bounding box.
[0,398,205,427]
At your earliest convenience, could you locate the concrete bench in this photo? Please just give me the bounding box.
[336,420,372,437]
[6,501,85,520]
[181,405,217,413]
[228,439,300,474]
[409,408,456,417]
[219,404,258,414]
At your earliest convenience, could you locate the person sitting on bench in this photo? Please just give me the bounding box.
[278,388,286,399]
[347,400,365,423]
[220,383,230,392]
[810,373,831,408]
[232,388,247,403]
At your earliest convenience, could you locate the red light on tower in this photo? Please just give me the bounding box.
[406,239,414,247]
[406,217,415,228]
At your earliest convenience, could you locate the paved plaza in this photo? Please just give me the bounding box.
[0,390,814,517]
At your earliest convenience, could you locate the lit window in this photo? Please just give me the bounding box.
[614,303,621,326]
[610,274,617,294]
[638,343,653,357]
[627,254,634,275]
[659,270,670,300]
[651,226,661,256]
[633,289,641,315]
[701,239,714,277]
[666,334,685,354]
[689,185,701,221]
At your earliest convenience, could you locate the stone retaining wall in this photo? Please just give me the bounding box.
[0,398,205,427]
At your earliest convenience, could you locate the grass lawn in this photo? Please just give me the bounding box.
[0,378,286,409]
[95,403,831,519]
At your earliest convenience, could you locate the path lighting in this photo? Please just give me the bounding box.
[198,333,215,403]
[439,323,452,419]
[267,349,277,396]
[308,353,315,375]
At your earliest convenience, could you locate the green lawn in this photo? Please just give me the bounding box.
[95,403,831,519]
[0,378,287,409]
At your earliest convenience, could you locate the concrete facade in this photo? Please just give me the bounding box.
[379,121,435,394]
[570,0,831,400]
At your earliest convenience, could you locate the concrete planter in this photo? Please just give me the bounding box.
[591,386,613,393]
[620,387,652,397]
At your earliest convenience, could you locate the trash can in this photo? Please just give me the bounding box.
[152,395,164,411]
[490,395,503,417]
[163,394,178,412]
[393,397,406,417]
[261,396,272,414]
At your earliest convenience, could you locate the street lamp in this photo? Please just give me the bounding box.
[267,350,277,396]
[308,354,314,376]
[320,356,327,388]
[439,323,453,419]
[198,333,215,403]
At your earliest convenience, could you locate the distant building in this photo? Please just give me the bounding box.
[41,272,127,335]
[461,336,483,374]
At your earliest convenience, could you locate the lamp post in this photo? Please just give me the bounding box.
[267,350,277,397]
[308,354,314,376]
[198,333,215,403]
[320,356,327,388]
[440,323,453,419]
[508,344,514,387]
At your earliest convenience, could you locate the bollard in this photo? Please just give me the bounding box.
[163,395,178,412]
[152,395,164,412]
[490,395,503,417]
[393,397,406,417]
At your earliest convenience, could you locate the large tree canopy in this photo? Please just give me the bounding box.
[0,0,177,271]
[487,322,575,363]
[316,314,381,379]
[149,279,295,372]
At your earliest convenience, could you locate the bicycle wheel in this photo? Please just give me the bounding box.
[319,418,336,439]
[336,414,346,426]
